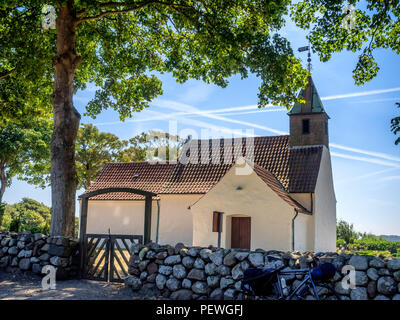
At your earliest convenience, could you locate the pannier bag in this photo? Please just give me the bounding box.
[311,263,336,281]
[242,268,278,296]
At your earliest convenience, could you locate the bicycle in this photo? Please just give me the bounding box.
[242,254,341,300]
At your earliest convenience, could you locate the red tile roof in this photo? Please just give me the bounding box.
[162,135,322,194]
[86,162,175,200]
[252,162,309,212]
[84,135,323,204]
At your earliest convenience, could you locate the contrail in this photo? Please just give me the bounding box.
[152,99,289,135]
[330,152,400,168]
[379,175,400,182]
[147,107,400,168]
[91,87,400,125]
[154,99,400,167]
[321,87,400,101]
[330,143,400,163]
[94,91,400,167]
[336,168,400,184]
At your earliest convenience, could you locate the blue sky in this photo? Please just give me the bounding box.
[4,15,400,236]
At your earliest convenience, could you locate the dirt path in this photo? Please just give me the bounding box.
[0,270,136,300]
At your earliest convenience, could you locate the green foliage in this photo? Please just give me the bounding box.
[0,1,54,124]
[0,118,53,196]
[8,216,20,233]
[291,0,400,85]
[351,239,400,255]
[336,238,345,247]
[358,232,380,241]
[353,250,392,258]
[75,217,79,238]
[76,124,183,189]
[0,193,5,230]
[76,123,131,189]
[1,1,310,118]
[391,102,400,145]
[2,1,314,236]
[127,130,184,162]
[336,219,359,243]
[0,74,53,126]
[337,219,400,257]
[0,120,184,193]
[2,198,51,234]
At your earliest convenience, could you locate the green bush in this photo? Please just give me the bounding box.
[9,217,21,232]
[352,239,400,255]
[1,198,51,234]
[336,239,346,247]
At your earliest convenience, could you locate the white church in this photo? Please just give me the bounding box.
[81,76,337,252]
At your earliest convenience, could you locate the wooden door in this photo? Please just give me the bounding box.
[231,217,251,249]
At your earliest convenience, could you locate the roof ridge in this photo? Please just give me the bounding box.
[187,135,289,142]
[251,161,288,193]
[250,161,309,213]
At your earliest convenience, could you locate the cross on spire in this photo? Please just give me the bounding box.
[298,45,312,73]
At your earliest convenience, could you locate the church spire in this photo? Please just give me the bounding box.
[288,76,330,148]
[289,76,327,115]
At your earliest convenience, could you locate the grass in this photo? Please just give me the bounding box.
[338,249,400,258]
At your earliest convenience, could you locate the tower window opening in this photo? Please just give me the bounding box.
[302,119,310,134]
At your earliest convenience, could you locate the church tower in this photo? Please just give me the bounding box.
[288,76,329,148]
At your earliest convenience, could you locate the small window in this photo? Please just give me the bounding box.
[302,119,310,134]
[212,211,223,232]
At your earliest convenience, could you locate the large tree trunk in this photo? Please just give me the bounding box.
[0,161,6,198]
[50,3,82,237]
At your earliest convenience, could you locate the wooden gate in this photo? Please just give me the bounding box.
[83,233,143,282]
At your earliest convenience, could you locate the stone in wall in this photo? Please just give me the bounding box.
[125,242,400,301]
[0,231,79,280]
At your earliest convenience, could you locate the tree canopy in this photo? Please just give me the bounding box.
[2,0,312,236]
[291,0,400,85]
[76,126,183,189]
[76,123,134,189]
[337,219,359,243]
[0,198,51,234]
[3,0,398,236]
[0,119,52,198]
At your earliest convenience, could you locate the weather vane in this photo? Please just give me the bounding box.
[298,45,312,73]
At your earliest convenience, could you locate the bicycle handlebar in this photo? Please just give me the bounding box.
[307,253,323,268]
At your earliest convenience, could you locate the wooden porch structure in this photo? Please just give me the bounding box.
[78,187,157,276]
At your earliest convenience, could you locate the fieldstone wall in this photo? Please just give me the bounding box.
[125,242,400,300]
[0,231,79,279]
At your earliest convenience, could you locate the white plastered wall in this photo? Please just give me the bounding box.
[156,194,202,246]
[313,146,337,251]
[290,193,314,251]
[86,194,201,246]
[86,200,158,239]
[190,161,312,251]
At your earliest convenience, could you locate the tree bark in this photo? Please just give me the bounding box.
[0,161,6,198]
[50,3,82,237]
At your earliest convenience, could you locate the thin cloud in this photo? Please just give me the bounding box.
[379,175,400,182]
[330,152,400,168]
[154,99,400,167]
[93,90,400,167]
[321,87,400,101]
[153,99,288,135]
[336,167,399,184]
[330,143,400,163]
[352,97,400,104]
[215,108,286,116]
